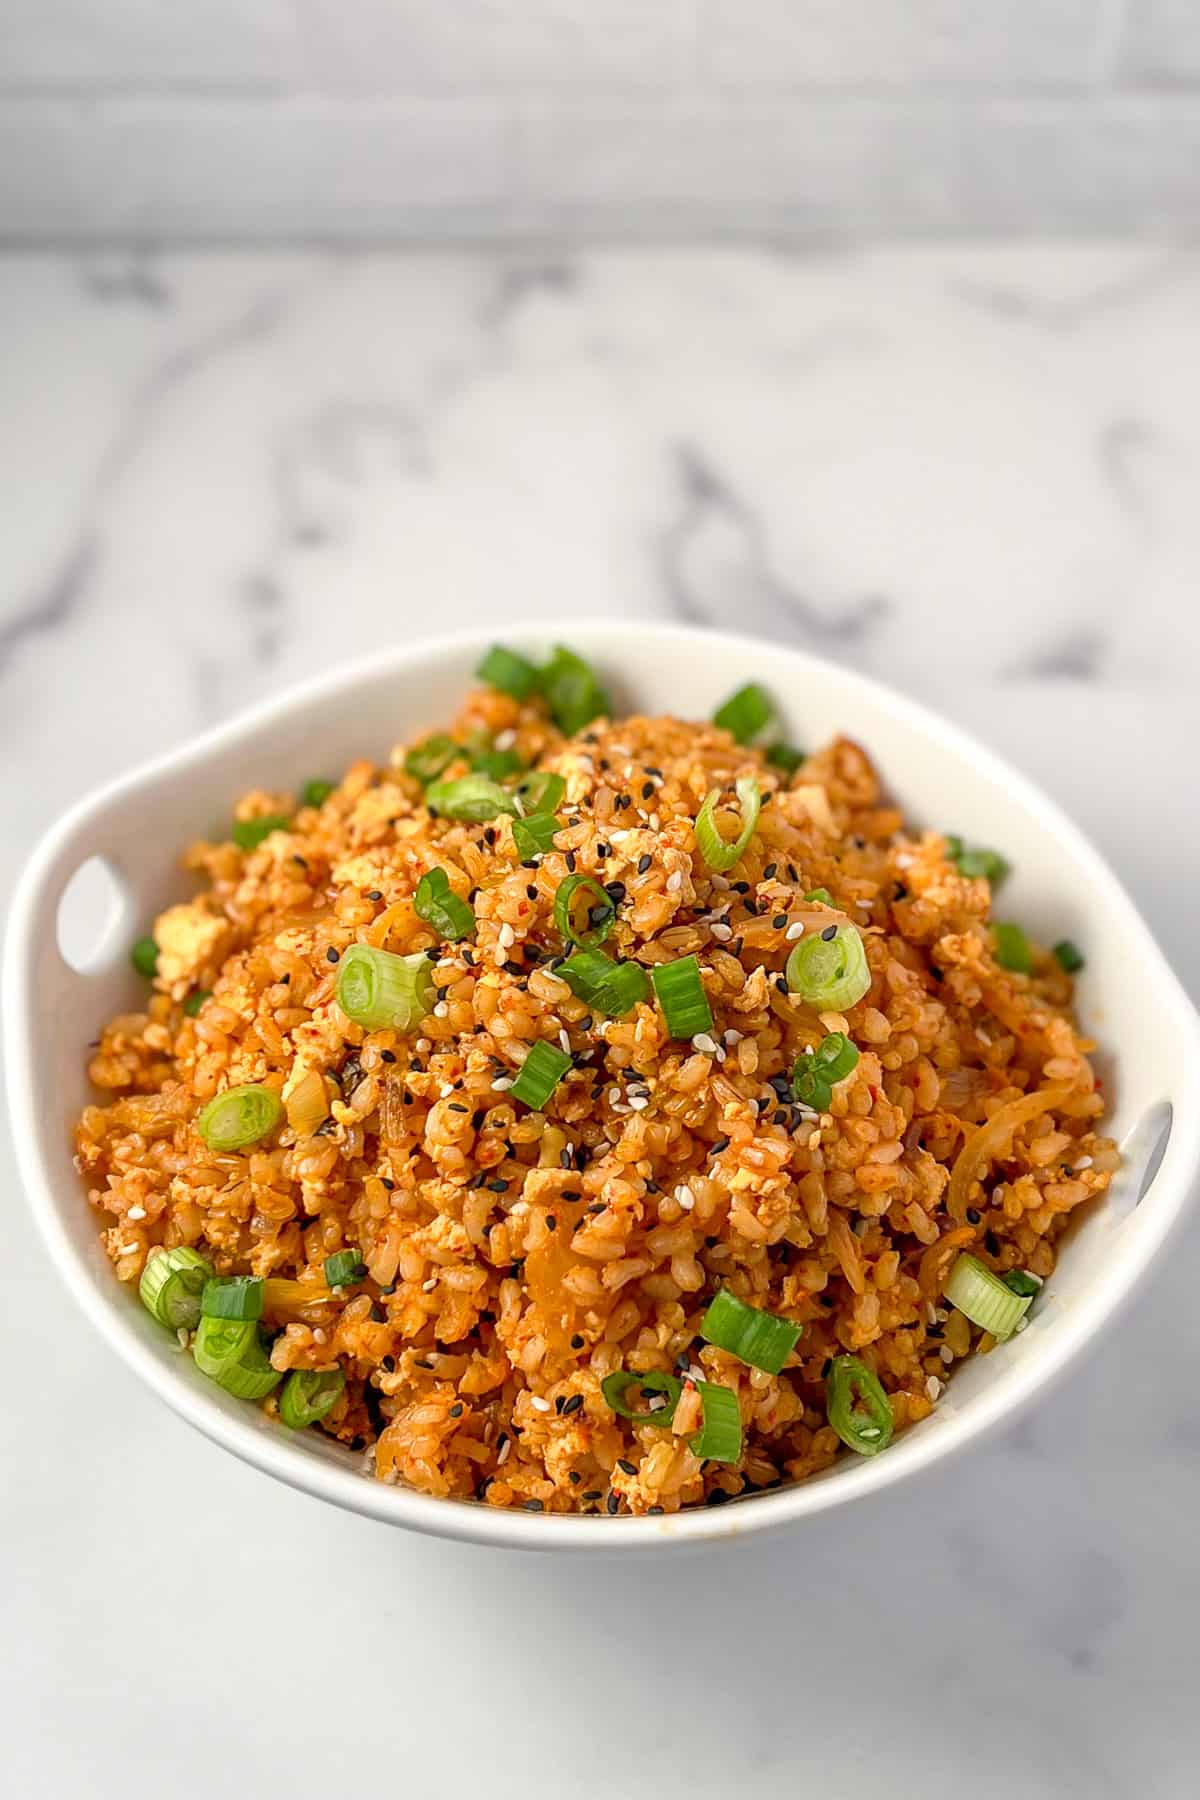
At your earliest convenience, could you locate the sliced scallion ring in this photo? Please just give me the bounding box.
[183,989,210,1017]
[193,1317,281,1399]
[651,955,713,1038]
[414,867,475,941]
[405,733,458,785]
[1053,939,1085,974]
[713,682,773,745]
[601,1369,682,1426]
[553,874,615,950]
[695,777,761,873]
[509,1039,572,1110]
[944,1253,1033,1338]
[336,944,436,1033]
[302,779,334,808]
[425,773,519,823]
[993,923,1032,975]
[138,1246,212,1331]
[765,743,806,773]
[699,1289,801,1374]
[558,949,649,1017]
[538,645,610,736]
[232,814,291,851]
[468,735,525,782]
[791,1031,860,1109]
[323,1250,366,1288]
[785,925,871,1011]
[826,1354,894,1456]
[201,1276,264,1322]
[512,813,561,860]
[513,771,565,816]
[130,935,159,978]
[476,644,540,701]
[690,1380,742,1463]
[279,1367,346,1429]
[1002,1268,1042,1297]
[196,1083,283,1152]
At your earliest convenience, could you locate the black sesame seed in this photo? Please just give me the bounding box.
[480,1309,496,1323]
[641,781,655,799]
[711,1136,730,1155]
[565,851,577,872]
[555,1395,566,1415]
[380,1049,396,1063]
[606,1492,620,1515]
[648,1505,665,1515]
[562,1393,584,1415]
[705,1488,731,1507]
[731,880,750,894]
[484,827,497,846]
[763,862,778,880]
[985,1230,1001,1256]
[568,1469,582,1484]
[382,1177,396,1191]
[821,924,837,941]
[449,1402,463,1418]
[366,889,382,901]
[966,1206,981,1225]
[523,1499,545,1512]
[772,912,788,929]
[381,1355,396,1373]
[596,843,611,860]
[617,1457,636,1476]
[637,853,652,874]
[326,946,340,963]
[821,1358,833,1378]
[350,1435,366,1452]
[545,1216,558,1232]
[819,1293,835,1308]
[582,1490,603,1502]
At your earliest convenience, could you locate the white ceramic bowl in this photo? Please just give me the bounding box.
[7,624,1199,1550]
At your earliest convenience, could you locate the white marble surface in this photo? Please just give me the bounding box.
[2,246,1198,1799]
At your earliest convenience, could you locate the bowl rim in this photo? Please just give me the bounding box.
[7,620,1200,1551]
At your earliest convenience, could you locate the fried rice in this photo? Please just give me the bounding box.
[75,665,1117,1515]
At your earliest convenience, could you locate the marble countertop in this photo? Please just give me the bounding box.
[2,245,1197,1799]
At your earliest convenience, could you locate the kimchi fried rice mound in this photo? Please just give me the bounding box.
[76,674,1117,1516]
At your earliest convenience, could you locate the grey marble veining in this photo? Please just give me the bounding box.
[1,246,1197,1800]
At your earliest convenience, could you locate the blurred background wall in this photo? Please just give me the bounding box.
[2,0,1197,241]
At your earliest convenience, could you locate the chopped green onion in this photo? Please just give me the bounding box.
[183,989,210,1017]
[944,1252,1032,1338]
[1053,939,1085,974]
[509,1039,572,1110]
[792,1031,859,1110]
[193,1317,281,1399]
[700,1289,801,1375]
[538,645,611,736]
[713,682,773,744]
[233,814,291,851]
[695,777,762,873]
[689,1380,743,1463]
[405,733,459,785]
[513,770,566,816]
[812,1030,859,1083]
[947,835,1010,886]
[1001,1268,1042,1298]
[792,1067,832,1112]
[279,1367,346,1429]
[467,730,525,781]
[336,944,436,1033]
[804,887,833,906]
[553,873,616,950]
[138,1246,212,1331]
[302,779,334,808]
[601,1369,682,1425]
[765,742,806,773]
[425,772,519,822]
[559,949,649,1018]
[201,1276,264,1322]
[196,1083,283,1152]
[651,954,714,1038]
[993,922,1032,975]
[512,813,561,860]
[414,867,476,941]
[323,1250,367,1288]
[131,935,158,978]
[476,643,541,701]
[826,1355,894,1456]
[786,926,872,1010]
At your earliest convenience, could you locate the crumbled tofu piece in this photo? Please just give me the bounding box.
[153,903,233,994]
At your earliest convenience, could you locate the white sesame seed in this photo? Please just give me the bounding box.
[666,871,683,893]
[494,728,517,751]
[609,829,634,844]
[649,813,661,831]
[1074,1155,1093,1169]
[422,1277,437,1292]
[531,1396,552,1413]
[895,852,915,869]
[313,1328,327,1344]
[675,1185,695,1210]
[723,1029,742,1045]
[940,1346,954,1365]
[648,1396,667,1412]
[440,1082,454,1098]
[925,1375,942,1401]
[709,923,732,941]
[118,1243,138,1256]
[628,1096,649,1111]
[559,1029,571,1055]
[498,923,515,948]
[127,1205,146,1221]
[785,922,805,942]
[692,1033,718,1054]
[497,1439,512,1465]
[434,1002,449,1018]
[492,1076,513,1091]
